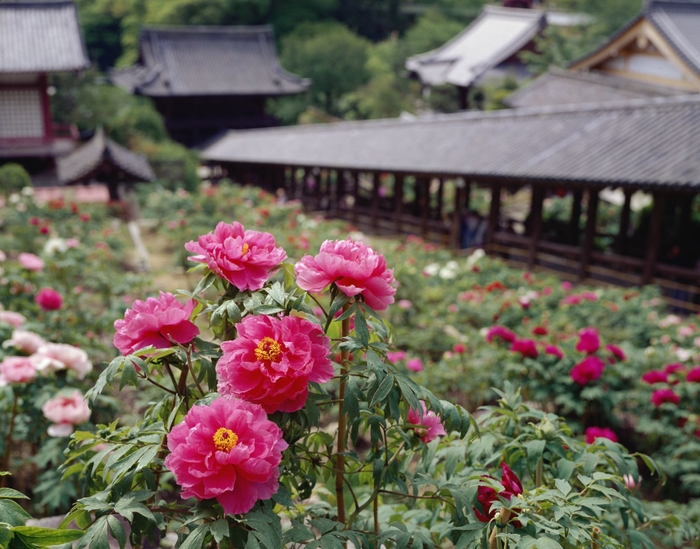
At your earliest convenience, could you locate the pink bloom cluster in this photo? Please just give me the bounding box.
[0,356,37,386]
[165,397,287,515]
[575,327,600,354]
[35,288,63,311]
[185,222,286,291]
[0,311,26,328]
[217,315,333,413]
[113,292,199,355]
[4,330,45,354]
[651,388,680,407]
[585,426,618,444]
[406,357,424,372]
[18,253,43,271]
[510,338,538,359]
[407,401,446,443]
[486,325,516,343]
[31,343,92,379]
[295,239,396,311]
[42,390,91,437]
[570,356,605,385]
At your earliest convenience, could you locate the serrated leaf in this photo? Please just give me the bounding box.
[370,373,394,408]
[209,520,229,544]
[179,524,209,549]
[106,517,125,549]
[0,499,31,527]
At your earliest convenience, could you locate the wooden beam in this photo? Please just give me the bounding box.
[642,192,666,285]
[616,188,632,255]
[394,174,404,234]
[485,183,502,248]
[579,188,599,282]
[528,185,545,270]
[569,189,583,245]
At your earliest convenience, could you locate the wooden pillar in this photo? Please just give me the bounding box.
[436,178,444,220]
[394,174,404,234]
[485,183,502,248]
[679,194,693,249]
[329,170,338,212]
[579,188,599,282]
[296,168,306,200]
[642,192,666,285]
[451,180,468,249]
[569,189,583,245]
[419,177,429,237]
[371,172,380,231]
[528,185,545,270]
[351,171,359,225]
[616,188,633,255]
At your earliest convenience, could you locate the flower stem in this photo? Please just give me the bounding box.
[535,458,543,488]
[335,302,351,526]
[0,391,19,487]
[489,507,511,549]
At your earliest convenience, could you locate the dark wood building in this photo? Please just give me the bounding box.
[110,26,310,148]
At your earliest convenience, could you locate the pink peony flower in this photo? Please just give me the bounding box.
[485,325,516,343]
[510,338,538,358]
[65,238,79,248]
[560,294,582,306]
[406,358,424,372]
[651,388,680,407]
[474,463,523,523]
[581,291,598,302]
[407,401,446,443]
[664,363,686,375]
[453,343,466,354]
[0,250,5,262]
[30,343,92,379]
[18,252,44,271]
[606,344,626,362]
[570,356,605,385]
[561,281,573,291]
[397,299,412,310]
[185,222,286,291]
[113,291,199,355]
[545,345,564,359]
[42,390,91,436]
[387,351,407,363]
[0,356,37,386]
[585,426,618,444]
[0,311,26,328]
[641,370,668,384]
[35,288,63,311]
[3,330,45,354]
[686,367,700,382]
[217,315,333,413]
[164,397,287,515]
[575,327,600,354]
[295,239,396,311]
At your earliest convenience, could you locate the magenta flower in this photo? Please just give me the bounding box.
[485,325,516,343]
[545,345,564,359]
[453,343,466,354]
[217,315,333,414]
[0,356,37,386]
[651,388,680,407]
[560,295,582,306]
[407,401,446,443]
[35,288,63,311]
[585,426,618,444]
[510,338,538,359]
[113,291,199,355]
[575,327,600,354]
[664,363,686,375]
[406,358,424,372]
[686,367,700,383]
[4,330,45,354]
[581,291,598,302]
[561,281,573,291]
[30,343,93,379]
[164,397,287,515]
[18,253,43,271]
[185,222,286,291]
[641,370,668,384]
[474,463,523,523]
[606,344,626,362]
[570,356,605,385]
[41,390,91,437]
[387,351,407,363]
[295,239,396,311]
[532,326,548,336]
[0,311,26,328]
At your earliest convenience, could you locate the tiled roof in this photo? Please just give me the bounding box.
[505,68,682,108]
[405,6,546,87]
[110,25,310,97]
[201,95,700,190]
[57,128,155,184]
[0,1,89,73]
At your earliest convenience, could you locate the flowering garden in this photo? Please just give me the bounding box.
[1,183,699,549]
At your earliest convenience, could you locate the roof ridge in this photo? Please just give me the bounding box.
[141,24,273,34]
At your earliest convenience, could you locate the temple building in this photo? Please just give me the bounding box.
[110,26,310,147]
[0,0,89,174]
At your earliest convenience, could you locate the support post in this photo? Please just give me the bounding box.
[569,189,583,245]
[579,188,599,282]
[485,183,501,249]
[351,171,359,225]
[394,174,404,234]
[528,185,545,270]
[371,172,380,231]
[436,178,444,220]
[642,192,666,285]
[451,180,468,249]
[616,188,633,255]
[419,177,429,237]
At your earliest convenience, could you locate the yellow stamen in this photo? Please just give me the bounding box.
[241,243,250,255]
[213,427,238,452]
[254,337,282,362]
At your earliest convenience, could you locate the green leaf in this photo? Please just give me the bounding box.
[76,516,109,549]
[179,524,209,549]
[554,479,571,498]
[209,520,229,544]
[193,271,216,296]
[370,373,394,408]
[12,527,84,546]
[353,306,370,347]
[0,499,31,527]
[0,489,28,500]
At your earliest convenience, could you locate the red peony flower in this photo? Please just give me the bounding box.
[407,401,446,443]
[164,397,287,515]
[295,239,396,311]
[570,356,605,385]
[664,363,686,375]
[486,325,516,343]
[217,315,333,413]
[641,370,668,384]
[35,288,63,311]
[532,326,548,336]
[686,367,700,382]
[453,343,466,354]
[606,344,626,363]
[545,345,564,359]
[651,388,680,407]
[113,291,199,355]
[585,426,618,444]
[575,327,600,354]
[474,463,523,523]
[510,338,538,358]
[185,222,287,292]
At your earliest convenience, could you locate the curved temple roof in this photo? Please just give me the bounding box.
[110,25,310,97]
[202,95,700,190]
